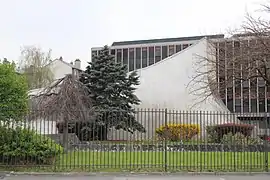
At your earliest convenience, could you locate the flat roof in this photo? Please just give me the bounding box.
[111,34,224,46]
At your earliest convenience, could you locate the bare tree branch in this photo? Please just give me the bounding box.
[19,46,54,89]
[189,4,270,110]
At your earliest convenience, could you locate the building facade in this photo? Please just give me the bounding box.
[49,58,82,80]
[91,34,224,72]
[91,35,270,116]
[214,38,270,114]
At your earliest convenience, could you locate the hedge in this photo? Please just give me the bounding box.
[156,123,200,141]
[0,124,63,165]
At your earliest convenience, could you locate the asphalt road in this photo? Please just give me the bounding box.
[2,174,270,180]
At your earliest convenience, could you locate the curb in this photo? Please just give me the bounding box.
[2,171,270,176]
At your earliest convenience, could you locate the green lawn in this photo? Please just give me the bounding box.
[2,151,269,172]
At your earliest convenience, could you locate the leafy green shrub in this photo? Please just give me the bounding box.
[206,126,219,143]
[0,124,63,165]
[221,132,263,145]
[155,123,200,141]
[56,121,108,141]
[207,123,254,143]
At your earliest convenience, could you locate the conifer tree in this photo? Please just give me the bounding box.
[81,45,145,134]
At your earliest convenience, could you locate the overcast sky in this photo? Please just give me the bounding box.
[0,0,265,70]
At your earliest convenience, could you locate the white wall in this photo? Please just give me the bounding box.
[107,38,239,140]
[49,60,73,80]
[28,119,58,134]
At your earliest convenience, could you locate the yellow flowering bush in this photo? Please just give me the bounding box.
[155,123,200,141]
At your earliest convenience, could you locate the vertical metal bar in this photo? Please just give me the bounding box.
[164,108,168,172]
[127,48,130,72]
[264,113,269,172]
[232,41,236,112]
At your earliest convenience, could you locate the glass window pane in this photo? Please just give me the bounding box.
[243,99,249,112]
[243,87,249,112]
[129,48,134,72]
[259,100,265,112]
[169,45,175,56]
[227,99,233,112]
[267,100,270,112]
[116,49,122,63]
[135,48,141,69]
[176,45,181,52]
[155,46,161,62]
[183,44,188,49]
[162,46,168,60]
[235,99,241,112]
[142,47,148,68]
[235,99,241,106]
[123,48,128,66]
[251,99,257,112]
[259,87,265,99]
[110,49,115,55]
[149,47,154,65]
[235,106,241,112]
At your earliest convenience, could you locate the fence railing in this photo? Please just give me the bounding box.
[0,109,269,172]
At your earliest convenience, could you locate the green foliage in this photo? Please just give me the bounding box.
[221,132,263,145]
[81,45,145,133]
[56,121,108,141]
[206,126,219,143]
[0,124,63,165]
[0,62,28,122]
[206,123,254,143]
[156,123,200,141]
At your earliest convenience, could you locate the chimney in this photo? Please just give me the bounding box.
[74,59,81,69]
[59,56,63,61]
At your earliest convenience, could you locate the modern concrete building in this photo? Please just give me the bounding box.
[92,37,241,140]
[215,39,270,114]
[91,34,224,72]
[92,35,270,114]
[91,35,270,139]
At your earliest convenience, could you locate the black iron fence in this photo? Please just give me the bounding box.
[0,109,269,172]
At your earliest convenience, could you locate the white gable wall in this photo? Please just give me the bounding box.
[49,60,74,80]
[107,38,239,140]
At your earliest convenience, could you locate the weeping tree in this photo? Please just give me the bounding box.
[29,74,96,149]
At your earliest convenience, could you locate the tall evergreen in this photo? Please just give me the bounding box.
[80,45,145,133]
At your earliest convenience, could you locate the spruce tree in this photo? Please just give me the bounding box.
[81,45,145,134]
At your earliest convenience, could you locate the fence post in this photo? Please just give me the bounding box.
[164,108,168,172]
[264,113,269,172]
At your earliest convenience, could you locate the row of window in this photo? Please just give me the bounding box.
[92,43,192,71]
[221,84,270,113]
[219,70,270,112]
[223,98,270,113]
